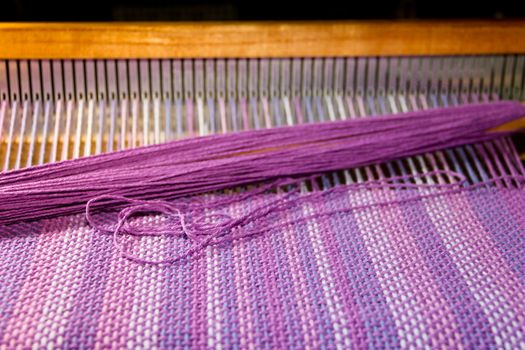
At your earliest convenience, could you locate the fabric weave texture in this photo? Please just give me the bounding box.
[1,179,524,349]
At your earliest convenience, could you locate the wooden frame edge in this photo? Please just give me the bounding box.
[0,20,524,59]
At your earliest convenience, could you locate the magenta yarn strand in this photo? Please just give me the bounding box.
[0,101,524,225]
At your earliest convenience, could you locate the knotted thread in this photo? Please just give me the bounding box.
[84,170,525,265]
[1,101,524,225]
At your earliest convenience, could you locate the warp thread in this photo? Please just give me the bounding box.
[1,101,524,225]
[85,170,525,265]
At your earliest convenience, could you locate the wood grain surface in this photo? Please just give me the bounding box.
[0,20,525,59]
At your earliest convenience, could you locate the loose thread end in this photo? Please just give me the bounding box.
[82,169,525,266]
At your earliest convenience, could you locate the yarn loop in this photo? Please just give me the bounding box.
[83,170,525,265]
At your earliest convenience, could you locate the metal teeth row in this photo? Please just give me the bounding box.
[1,56,524,103]
[0,56,524,187]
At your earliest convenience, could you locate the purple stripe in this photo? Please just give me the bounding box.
[160,234,193,347]
[190,242,208,348]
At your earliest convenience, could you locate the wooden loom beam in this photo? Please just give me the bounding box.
[0,20,524,59]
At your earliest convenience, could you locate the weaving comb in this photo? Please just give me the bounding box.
[1,21,525,178]
[1,21,525,350]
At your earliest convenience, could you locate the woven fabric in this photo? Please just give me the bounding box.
[1,180,525,349]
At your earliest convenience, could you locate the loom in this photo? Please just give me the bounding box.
[1,21,525,349]
[1,22,525,178]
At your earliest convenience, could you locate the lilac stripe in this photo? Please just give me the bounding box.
[217,230,240,348]
[0,216,70,345]
[190,238,208,348]
[0,222,42,342]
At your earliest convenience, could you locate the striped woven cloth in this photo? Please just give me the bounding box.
[1,177,525,349]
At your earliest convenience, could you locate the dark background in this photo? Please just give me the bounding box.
[1,0,524,21]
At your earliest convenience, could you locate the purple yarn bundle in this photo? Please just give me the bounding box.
[0,101,524,225]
